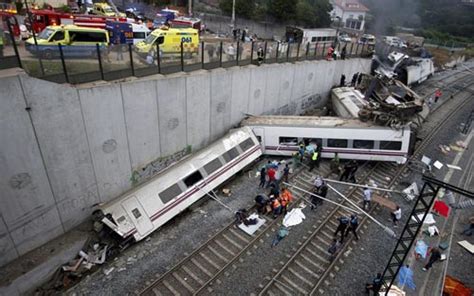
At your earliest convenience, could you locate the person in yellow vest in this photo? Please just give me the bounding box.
[309,150,318,172]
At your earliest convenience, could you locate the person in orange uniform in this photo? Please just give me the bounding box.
[279,188,293,214]
[271,196,282,218]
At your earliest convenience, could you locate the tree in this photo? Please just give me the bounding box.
[267,0,297,21]
[296,0,333,28]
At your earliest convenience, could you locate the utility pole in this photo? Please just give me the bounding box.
[188,0,192,16]
[231,0,236,29]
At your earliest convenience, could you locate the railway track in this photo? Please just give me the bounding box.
[257,78,474,296]
[139,74,474,296]
[139,162,338,296]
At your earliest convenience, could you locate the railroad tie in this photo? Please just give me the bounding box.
[229,228,251,243]
[301,252,326,271]
[152,287,164,296]
[181,265,205,285]
[272,280,294,296]
[172,272,195,293]
[305,246,330,264]
[199,252,222,270]
[288,267,313,286]
[207,245,230,263]
[190,258,213,278]
[162,280,181,296]
[279,274,309,294]
[294,259,320,278]
[214,239,236,256]
[222,233,244,249]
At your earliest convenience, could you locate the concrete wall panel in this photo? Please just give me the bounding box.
[0,219,18,267]
[10,207,64,255]
[122,80,161,169]
[229,67,251,126]
[277,64,295,114]
[156,77,187,156]
[20,76,99,230]
[79,86,131,202]
[247,66,267,115]
[0,76,60,234]
[209,68,232,139]
[186,72,211,149]
[263,64,281,115]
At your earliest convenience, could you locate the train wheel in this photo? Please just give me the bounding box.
[358,109,371,122]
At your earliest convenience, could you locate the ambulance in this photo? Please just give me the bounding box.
[134,26,199,58]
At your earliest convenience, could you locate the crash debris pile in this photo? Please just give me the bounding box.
[357,74,424,127]
[36,241,114,293]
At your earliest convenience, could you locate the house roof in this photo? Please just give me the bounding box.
[333,0,369,12]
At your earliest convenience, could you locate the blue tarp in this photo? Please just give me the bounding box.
[398,266,416,290]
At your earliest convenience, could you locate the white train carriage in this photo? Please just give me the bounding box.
[95,127,262,242]
[241,116,413,163]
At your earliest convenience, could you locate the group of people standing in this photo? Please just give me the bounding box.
[256,161,293,218]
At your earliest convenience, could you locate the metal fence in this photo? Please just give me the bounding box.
[1,32,371,84]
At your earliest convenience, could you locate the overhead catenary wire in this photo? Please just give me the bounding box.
[325,179,403,194]
[327,184,397,238]
[282,182,360,214]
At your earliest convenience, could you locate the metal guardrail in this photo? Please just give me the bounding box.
[0,25,371,84]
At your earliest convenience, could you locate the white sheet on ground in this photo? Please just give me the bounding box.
[238,213,266,236]
[411,213,436,224]
[283,208,306,227]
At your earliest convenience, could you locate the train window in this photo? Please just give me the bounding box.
[131,208,142,219]
[279,137,298,146]
[256,136,262,143]
[353,140,374,149]
[380,141,402,151]
[328,139,348,148]
[239,138,255,152]
[222,147,240,163]
[303,138,322,146]
[204,158,223,175]
[159,183,182,204]
[183,171,203,188]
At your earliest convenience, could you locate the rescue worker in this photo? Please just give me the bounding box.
[271,195,282,218]
[267,167,276,187]
[334,216,350,242]
[363,187,372,210]
[330,152,340,176]
[311,177,327,210]
[328,238,342,261]
[257,46,264,65]
[341,46,347,60]
[309,150,319,172]
[0,28,4,58]
[340,73,346,87]
[434,89,442,103]
[345,214,359,240]
[340,160,357,182]
[327,45,334,60]
[255,194,269,214]
[282,164,290,183]
[280,188,293,214]
[298,143,305,162]
[259,167,266,188]
[351,72,358,86]
[269,182,280,198]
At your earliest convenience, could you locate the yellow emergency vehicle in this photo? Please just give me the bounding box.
[92,3,125,17]
[134,27,199,58]
[25,25,109,58]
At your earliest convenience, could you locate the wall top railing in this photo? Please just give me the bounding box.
[1,31,372,85]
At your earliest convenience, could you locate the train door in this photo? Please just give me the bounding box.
[252,127,265,152]
[121,196,153,236]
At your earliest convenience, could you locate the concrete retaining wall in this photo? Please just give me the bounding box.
[0,58,371,268]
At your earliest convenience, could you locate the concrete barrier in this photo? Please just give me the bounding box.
[0,58,371,268]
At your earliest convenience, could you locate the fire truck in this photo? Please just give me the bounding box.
[26,9,127,33]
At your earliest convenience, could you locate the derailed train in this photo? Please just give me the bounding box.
[95,116,414,243]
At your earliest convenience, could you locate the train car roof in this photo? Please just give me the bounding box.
[241,116,403,129]
[97,126,256,208]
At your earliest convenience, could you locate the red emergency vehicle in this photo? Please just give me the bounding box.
[0,11,20,41]
[26,9,127,33]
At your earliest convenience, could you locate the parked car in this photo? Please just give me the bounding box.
[338,34,351,43]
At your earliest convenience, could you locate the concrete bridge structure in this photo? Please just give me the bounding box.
[0,57,371,268]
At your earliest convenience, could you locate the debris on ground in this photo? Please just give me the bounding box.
[222,188,231,196]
